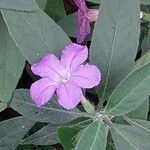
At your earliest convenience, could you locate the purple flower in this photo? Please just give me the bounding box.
[74,0,99,43]
[30,43,101,110]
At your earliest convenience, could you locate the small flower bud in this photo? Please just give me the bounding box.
[81,96,95,115]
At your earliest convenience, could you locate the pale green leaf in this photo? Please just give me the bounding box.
[0,117,35,150]
[2,9,71,64]
[75,121,108,150]
[0,14,25,104]
[10,89,84,124]
[0,0,38,12]
[36,0,47,10]
[107,52,150,116]
[90,0,140,100]
[111,122,150,150]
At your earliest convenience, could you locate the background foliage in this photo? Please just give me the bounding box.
[0,0,150,150]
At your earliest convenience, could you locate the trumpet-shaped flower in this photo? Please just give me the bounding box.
[74,0,99,43]
[30,43,101,110]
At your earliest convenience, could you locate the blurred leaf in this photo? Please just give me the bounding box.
[46,0,66,22]
[17,145,56,150]
[111,120,150,150]
[87,0,150,5]
[21,123,59,145]
[10,89,85,124]
[0,14,25,104]
[90,0,140,101]
[107,52,150,116]
[0,0,38,12]
[75,121,108,150]
[141,35,150,55]
[58,13,77,37]
[127,98,149,119]
[36,0,47,10]
[87,0,101,4]
[1,9,71,64]
[58,127,80,150]
[0,103,7,112]
[0,117,35,150]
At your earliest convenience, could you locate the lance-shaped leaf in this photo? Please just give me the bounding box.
[127,98,149,120]
[75,121,109,150]
[0,0,38,12]
[0,117,35,150]
[21,123,59,145]
[1,9,71,64]
[111,119,150,150]
[0,14,25,105]
[10,89,84,124]
[90,0,140,100]
[107,52,150,116]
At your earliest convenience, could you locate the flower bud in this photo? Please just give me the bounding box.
[81,96,95,115]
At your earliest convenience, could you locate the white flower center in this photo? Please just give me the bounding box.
[61,72,71,83]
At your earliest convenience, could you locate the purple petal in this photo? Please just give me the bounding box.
[56,81,82,110]
[74,0,87,12]
[77,14,91,43]
[71,64,101,88]
[31,54,65,82]
[61,43,88,71]
[30,78,57,107]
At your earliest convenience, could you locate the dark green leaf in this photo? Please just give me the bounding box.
[58,127,80,150]
[127,98,149,119]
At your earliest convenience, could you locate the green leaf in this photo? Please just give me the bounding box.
[0,116,35,150]
[75,121,108,150]
[21,123,59,145]
[58,127,80,150]
[46,0,66,22]
[127,98,149,120]
[10,89,84,124]
[36,0,47,10]
[111,121,150,150]
[90,0,140,100]
[0,14,25,104]
[87,0,101,4]
[141,0,150,5]
[88,0,150,5]
[1,9,71,64]
[0,0,38,12]
[0,103,7,112]
[106,52,150,116]
[58,13,77,37]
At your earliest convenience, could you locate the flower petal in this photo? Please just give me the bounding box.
[74,0,87,12]
[31,54,65,82]
[71,64,101,88]
[77,15,91,44]
[61,43,88,71]
[30,78,57,107]
[56,81,82,110]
